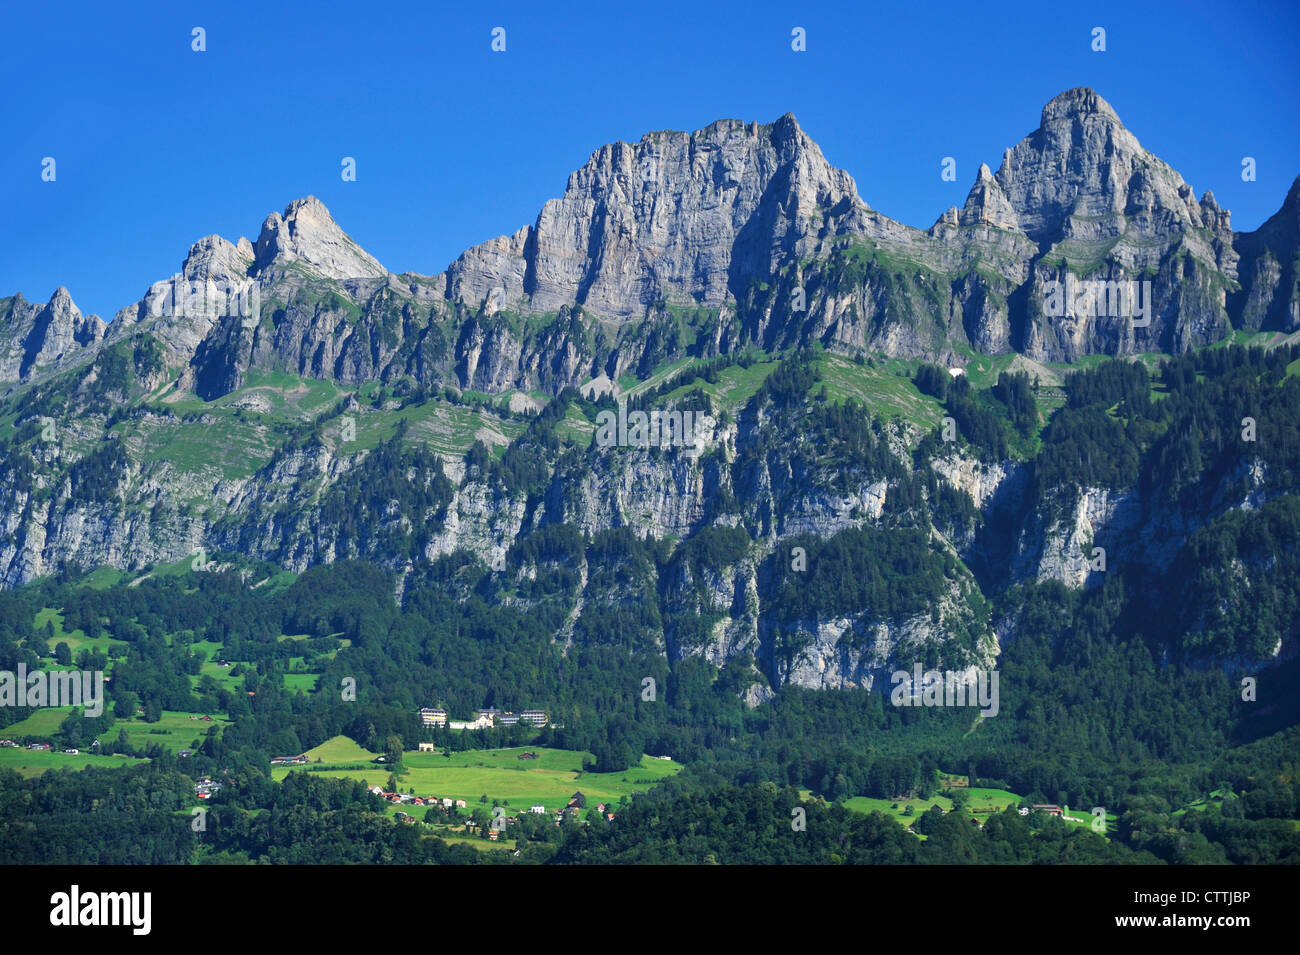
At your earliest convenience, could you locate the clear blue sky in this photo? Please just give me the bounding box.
[2,0,1297,320]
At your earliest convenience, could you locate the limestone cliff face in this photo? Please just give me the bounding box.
[1231,175,1300,333]
[447,114,868,319]
[0,288,105,382]
[12,90,1294,402]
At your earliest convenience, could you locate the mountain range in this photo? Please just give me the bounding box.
[2,88,1298,693]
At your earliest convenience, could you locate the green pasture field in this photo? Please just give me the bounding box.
[0,747,147,778]
[275,739,681,812]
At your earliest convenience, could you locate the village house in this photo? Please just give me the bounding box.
[529,805,546,814]
[1032,804,1064,817]
[270,754,308,766]
[417,742,436,752]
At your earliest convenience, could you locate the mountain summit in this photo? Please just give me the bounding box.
[254,196,386,281]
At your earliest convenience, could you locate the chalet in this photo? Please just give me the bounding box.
[270,754,308,766]
[1032,804,1064,817]
[27,743,50,751]
[178,749,194,758]
[368,785,384,796]
[567,791,587,809]
[0,739,16,748]
[595,803,607,812]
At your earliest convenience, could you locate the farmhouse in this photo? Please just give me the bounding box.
[1032,804,1064,817]
[270,754,308,766]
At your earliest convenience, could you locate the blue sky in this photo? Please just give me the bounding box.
[2,0,1297,320]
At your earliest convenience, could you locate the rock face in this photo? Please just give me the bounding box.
[8,89,1294,401]
[447,114,867,319]
[0,288,105,382]
[253,196,386,281]
[1231,175,1300,332]
[995,88,1203,242]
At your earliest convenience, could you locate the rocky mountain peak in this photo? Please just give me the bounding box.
[0,285,104,381]
[253,196,386,281]
[447,112,867,320]
[183,234,255,283]
[993,87,1200,243]
[1039,87,1121,125]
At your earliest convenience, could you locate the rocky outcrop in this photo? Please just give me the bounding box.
[253,196,386,282]
[447,114,869,320]
[0,288,105,382]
